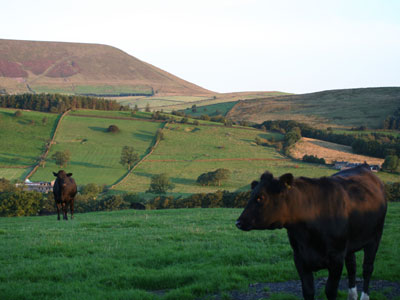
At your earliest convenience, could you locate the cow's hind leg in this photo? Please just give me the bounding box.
[361,241,381,300]
[345,252,358,300]
[70,200,74,219]
[325,258,344,300]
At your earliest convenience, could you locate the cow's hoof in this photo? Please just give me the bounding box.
[347,287,358,300]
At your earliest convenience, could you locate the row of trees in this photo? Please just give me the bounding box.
[257,120,400,159]
[383,107,400,130]
[0,93,126,113]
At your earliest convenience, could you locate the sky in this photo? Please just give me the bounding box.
[1,0,400,94]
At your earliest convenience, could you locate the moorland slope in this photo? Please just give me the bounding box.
[0,39,213,96]
[226,87,400,129]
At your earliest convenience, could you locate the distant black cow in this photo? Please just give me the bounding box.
[236,165,387,300]
[53,170,77,220]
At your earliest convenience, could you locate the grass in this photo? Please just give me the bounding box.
[181,101,238,117]
[0,204,399,300]
[116,123,335,197]
[30,115,163,186]
[0,108,59,167]
[0,167,31,181]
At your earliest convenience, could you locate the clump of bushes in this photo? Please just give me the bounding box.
[302,155,326,165]
[147,190,251,209]
[196,169,231,186]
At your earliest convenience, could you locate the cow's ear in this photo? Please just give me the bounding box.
[279,173,294,190]
[53,172,58,177]
[261,172,273,182]
[67,173,73,177]
[251,181,259,190]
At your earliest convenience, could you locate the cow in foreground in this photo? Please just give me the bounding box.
[53,170,77,220]
[236,165,387,300]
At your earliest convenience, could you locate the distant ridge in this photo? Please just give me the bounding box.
[0,39,213,96]
[226,87,400,129]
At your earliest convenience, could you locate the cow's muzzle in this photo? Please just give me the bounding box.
[236,219,251,231]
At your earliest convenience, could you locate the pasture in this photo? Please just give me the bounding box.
[0,108,59,167]
[0,205,399,300]
[30,115,163,185]
[116,123,336,197]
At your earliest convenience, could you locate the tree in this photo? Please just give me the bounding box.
[196,169,231,186]
[155,128,164,141]
[120,146,139,169]
[382,155,399,173]
[51,150,71,168]
[147,173,175,194]
[107,125,120,133]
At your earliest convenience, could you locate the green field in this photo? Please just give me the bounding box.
[31,85,153,96]
[0,108,59,167]
[181,101,238,117]
[30,115,163,185]
[116,123,335,197]
[1,205,399,300]
[0,167,30,181]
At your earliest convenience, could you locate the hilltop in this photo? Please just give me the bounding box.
[226,87,400,129]
[0,39,213,96]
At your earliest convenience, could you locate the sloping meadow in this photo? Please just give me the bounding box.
[31,114,163,185]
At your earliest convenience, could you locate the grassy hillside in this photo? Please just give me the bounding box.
[115,123,336,197]
[0,206,399,300]
[31,114,163,185]
[0,39,213,96]
[227,87,400,129]
[0,108,59,167]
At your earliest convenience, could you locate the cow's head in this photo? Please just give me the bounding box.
[53,170,73,187]
[236,172,293,231]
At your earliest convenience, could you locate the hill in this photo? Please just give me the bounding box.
[226,87,400,129]
[0,39,213,96]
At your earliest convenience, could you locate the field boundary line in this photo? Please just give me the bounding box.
[24,109,71,181]
[146,158,290,163]
[109,122,167,189]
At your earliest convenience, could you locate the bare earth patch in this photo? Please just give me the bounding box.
[206,279,400,300]
[290,137,384,165]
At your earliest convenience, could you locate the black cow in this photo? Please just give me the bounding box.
[53,170,77,220]
[236,165,387,300]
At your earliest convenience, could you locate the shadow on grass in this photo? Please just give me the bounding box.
[89,126,108,133]
[133,130,156,142]
[69,161,107,168]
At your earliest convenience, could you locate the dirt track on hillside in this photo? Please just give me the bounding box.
[291,137,384,165]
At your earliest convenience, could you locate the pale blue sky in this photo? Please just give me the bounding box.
[1,0,399,94]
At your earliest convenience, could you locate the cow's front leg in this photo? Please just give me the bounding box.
[294,254,315,300]
[326,255,345,300]
[62,202,68,220]
[56,203,61,220]
[70,200,74,219]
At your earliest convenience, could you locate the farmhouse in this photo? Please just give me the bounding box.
[334,161,380,172]
[17,179,54,193]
